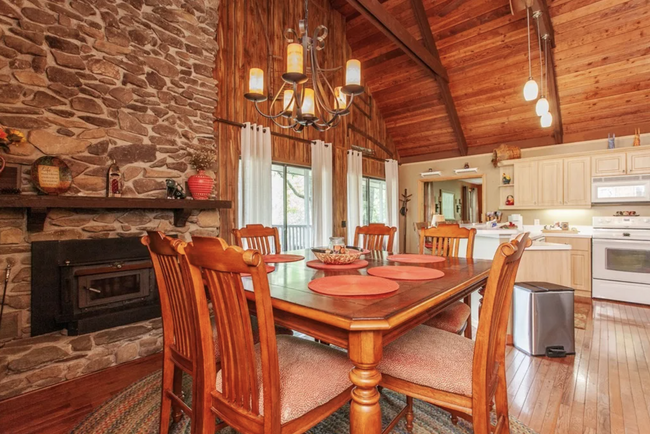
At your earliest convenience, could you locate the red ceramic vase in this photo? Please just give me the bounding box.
[187,170,214,200]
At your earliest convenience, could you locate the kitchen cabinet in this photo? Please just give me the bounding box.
[627,149,650,174]
[563,156,591,206]
[544,236,592,299]
[592,153,626,176]
[537,159,563,207]
[514,161,538,207]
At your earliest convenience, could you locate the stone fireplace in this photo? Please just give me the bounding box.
[0,0,222,400]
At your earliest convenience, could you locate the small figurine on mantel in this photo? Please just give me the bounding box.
[633,128,641,147]
[166,179,186,200]
[107,161,123,198]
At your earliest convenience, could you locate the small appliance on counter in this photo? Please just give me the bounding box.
[508,214,523,228]
[513,282,575,357]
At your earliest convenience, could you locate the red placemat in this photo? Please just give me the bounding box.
[308,275,399,296]
[241,265,275,277]
[387,254,445,264]
[306,259,369,270]
[263,254,305,263]
[367,266,444,281]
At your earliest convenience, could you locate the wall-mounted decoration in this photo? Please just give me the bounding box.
[107,162,123,198]
[30,157,72,195]
[491,144,521,167]
[166,179,186,200]
[633,128,641,147]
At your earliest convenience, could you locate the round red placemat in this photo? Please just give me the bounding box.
[387,254,445,264]
[241,265,275,277]
[367,266,444,281]
[306,259,369,270]
[263,254,304,263]
[308,275,399,296]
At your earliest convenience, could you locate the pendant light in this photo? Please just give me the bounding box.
[541,111,553,128]
[539,35,553,127]
[535,19,550,117]
[523,6,538,101]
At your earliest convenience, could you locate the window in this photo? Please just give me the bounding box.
[362,177,387,226]
[272,164,313,251]
[441,191,455,221]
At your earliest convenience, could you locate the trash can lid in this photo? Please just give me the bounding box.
[515,282,575,292]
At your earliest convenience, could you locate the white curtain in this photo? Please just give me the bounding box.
[385,159,399,253]
[311,140,333,247]
[240,122,272,227]
[347,150,363,245]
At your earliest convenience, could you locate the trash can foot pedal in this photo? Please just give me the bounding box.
[545,346,566,358]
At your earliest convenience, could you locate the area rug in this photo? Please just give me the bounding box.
[575,301,591,330]
[71,370,538,434]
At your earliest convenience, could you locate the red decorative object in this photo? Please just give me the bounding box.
[367,266,444,281]
[306,259,369,270]
[187,170,214,200]
[262,254,305,263]
[308,275,399,297]
[387,254,446,264]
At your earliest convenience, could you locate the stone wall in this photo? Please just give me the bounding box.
[0,0,221,399]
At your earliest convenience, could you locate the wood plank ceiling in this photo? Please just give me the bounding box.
[330,0,650,162]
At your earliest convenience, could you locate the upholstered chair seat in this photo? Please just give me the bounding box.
[424,302,471,335]
[216,335,353,424]
[378,325,474,397]
[211,316,293,361]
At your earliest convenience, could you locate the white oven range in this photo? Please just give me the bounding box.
[592,216,650,305]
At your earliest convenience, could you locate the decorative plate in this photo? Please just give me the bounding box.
[30,156,72,195]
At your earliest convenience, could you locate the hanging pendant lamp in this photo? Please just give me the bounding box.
[523,6,538,101]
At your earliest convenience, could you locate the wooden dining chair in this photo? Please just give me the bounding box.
[377,233,531,434]
[353,223,397,253]
[233,224,281,255]
[419,224,477,338]
[183,236,354,434]
[143,232,215,434]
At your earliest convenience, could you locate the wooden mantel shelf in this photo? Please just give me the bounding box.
[0,195,232,231]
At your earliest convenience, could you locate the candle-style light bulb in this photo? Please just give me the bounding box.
[302,88,315,116]
[283,90,295,113]
[346,59,361,86]
[335,86,347,110]
[287,43,303,74]
[248,68,264,95]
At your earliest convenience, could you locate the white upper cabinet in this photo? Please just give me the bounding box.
[514,161,538,207]
[592,153,626,176]
[627,150,650,175]
[564,156,591,206]
[537,159,563,207]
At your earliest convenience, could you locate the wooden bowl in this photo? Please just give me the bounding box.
[311,248,362,265]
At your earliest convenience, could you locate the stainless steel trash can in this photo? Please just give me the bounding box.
[512,282,575,356]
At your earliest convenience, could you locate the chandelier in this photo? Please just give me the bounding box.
[243,0,364,133]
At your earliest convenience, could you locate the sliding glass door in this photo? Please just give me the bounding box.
[272,164,313,251]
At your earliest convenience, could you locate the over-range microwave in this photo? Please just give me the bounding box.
[592,175,650,204]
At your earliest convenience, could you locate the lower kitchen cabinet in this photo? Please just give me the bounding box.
[545,236,592,299]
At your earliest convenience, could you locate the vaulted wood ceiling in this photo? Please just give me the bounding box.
[330,0,650,162]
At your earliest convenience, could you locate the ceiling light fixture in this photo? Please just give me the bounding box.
[534,14,550,117]
[243,0,363,133]
[523,4,539,102]
[540,35,553,127]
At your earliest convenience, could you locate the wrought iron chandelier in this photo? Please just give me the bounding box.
[243,0,364,133]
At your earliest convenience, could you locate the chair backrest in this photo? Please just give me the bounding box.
[419,224,476,258]
[183,236,281,433]
[142,232,213,369]
[353,224,397,253]
[233,224,281,255]
[472,233,531,411]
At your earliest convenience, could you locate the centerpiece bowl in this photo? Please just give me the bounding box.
[311,247,362,265]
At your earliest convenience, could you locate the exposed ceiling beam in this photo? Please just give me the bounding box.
[408,0,468,156]
[513,0,563,144]
[343,0,448,81]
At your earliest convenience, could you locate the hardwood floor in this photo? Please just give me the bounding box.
[2,300,649,434]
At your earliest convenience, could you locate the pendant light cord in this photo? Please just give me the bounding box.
[544,36,549,100]
[536,14,544,97]
[526,8,532,79]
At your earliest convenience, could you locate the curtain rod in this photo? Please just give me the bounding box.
[347,149,391,163]
[215,117,319,145]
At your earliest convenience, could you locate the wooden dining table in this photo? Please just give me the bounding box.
[241,250,492,434]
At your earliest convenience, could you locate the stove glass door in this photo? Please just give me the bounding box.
[593,239,650,284]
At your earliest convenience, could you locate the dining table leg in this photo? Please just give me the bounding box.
[348,330,383,434]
